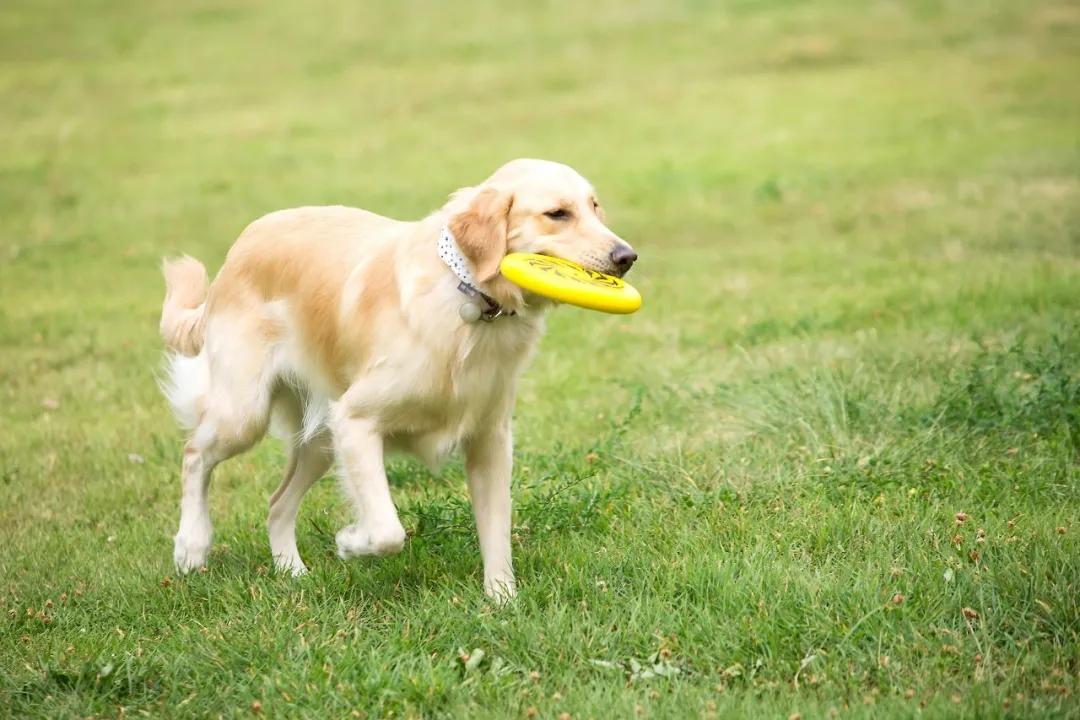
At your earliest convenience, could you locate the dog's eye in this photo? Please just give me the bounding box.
[544,208,571,220]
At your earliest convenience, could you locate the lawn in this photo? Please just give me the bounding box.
[1,0,1078,717]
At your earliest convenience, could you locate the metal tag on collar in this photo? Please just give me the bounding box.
[455,282,483,323]
[457,281,503,323]
[459,302,483,323]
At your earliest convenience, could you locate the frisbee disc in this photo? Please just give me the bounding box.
[499,253,642,314]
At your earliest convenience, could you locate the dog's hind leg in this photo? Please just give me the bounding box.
[267,431,332,575]
[172,322,275,573]
[174,410,270,572]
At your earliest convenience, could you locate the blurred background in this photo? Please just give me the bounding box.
[4,0,1076,442]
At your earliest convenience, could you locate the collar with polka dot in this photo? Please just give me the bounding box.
[437,226,514,322]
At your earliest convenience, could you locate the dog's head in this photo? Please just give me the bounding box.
[447,159,637,288]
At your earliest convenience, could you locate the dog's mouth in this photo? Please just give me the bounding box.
[607,265,630,279]
[534,251,625,278]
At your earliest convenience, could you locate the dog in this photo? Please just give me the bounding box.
[159,158,637,598]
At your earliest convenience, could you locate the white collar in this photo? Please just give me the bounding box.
[437,226,513,322]
[437,226,484,291]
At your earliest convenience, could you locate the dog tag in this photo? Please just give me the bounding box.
[459,302,482,323]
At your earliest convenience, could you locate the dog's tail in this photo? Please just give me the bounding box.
[160,256,209,356]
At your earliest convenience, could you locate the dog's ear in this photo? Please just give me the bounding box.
[448,186,512,283]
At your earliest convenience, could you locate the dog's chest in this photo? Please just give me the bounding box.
[344,319,538,438]
[361,323,535,467]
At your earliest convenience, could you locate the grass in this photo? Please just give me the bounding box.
[1,0,1079,717]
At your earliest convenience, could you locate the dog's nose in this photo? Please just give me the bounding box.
[610,245,638,273]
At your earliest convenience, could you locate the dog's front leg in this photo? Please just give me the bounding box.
[465,415,515,600]
[330,410,406,559]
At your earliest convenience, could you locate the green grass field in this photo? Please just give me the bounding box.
[2,1,1079,717]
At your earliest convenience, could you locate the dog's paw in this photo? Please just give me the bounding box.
[484,573,517,604]
[335,521,407,559]
[273,553,308,577]
[173,533,210,574]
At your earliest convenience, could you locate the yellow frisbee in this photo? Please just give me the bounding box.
[499,253,642,314]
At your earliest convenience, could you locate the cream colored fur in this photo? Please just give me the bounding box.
[159,158,635,598]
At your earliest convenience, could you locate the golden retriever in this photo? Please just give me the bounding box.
[159,158,637,598]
